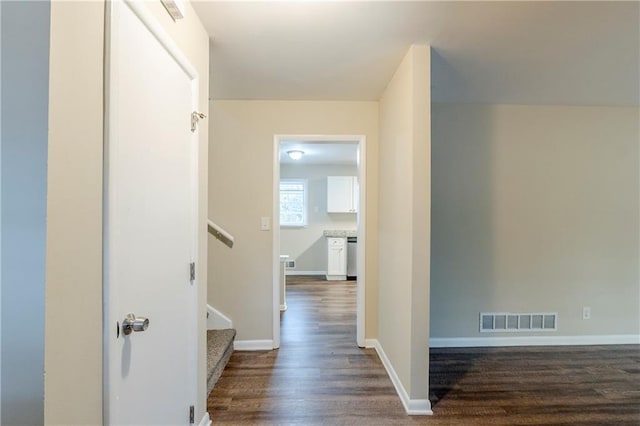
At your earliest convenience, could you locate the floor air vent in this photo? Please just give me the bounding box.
[284,260,295,269]
[480,312,557,332]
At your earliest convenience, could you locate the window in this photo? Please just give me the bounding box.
[280,179,307,227]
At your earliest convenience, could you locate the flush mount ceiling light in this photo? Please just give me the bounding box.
[287,150,304,160]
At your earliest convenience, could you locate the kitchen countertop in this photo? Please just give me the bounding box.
[323,230,357,238]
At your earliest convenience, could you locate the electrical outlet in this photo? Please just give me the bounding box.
[582,306,591,320]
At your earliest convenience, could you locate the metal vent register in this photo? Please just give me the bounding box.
[480,312,557,332]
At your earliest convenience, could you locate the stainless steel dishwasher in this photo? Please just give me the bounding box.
[347,236,357,280]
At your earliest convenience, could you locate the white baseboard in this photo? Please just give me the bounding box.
[206,304,233,330]
[326,274,346,281]
[430,334,640,348]
[370,339,433,416]
[364,338,377,349]
[285,270,326,276]
[280,303,287,311]
[198,412,211,426]
[234,339,274,351]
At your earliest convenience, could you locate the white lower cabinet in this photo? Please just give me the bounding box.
[326,237,347,280]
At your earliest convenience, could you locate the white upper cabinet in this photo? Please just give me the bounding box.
[327,176,358,213]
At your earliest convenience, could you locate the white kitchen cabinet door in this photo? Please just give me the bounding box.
[326,237,347,280]
[327,176,358,213]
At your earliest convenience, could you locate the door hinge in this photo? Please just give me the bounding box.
[190,262,196,282]
[191,111,206,132]
[189,405,195,424]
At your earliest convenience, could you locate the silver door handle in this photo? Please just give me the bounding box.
[122,313,149,335]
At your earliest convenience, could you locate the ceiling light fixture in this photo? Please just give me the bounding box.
[287,150,304,160]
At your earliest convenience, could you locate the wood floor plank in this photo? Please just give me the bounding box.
[208,276,640,424]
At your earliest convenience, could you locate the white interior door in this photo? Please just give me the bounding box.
[104,2,199,424]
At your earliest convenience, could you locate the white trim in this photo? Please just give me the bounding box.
[272,138,281,349]
[280,303,287,311]
[364,339,377,349]
[355,135,367,348]
[125,1,196,79]
[273,134,367,349]
[326,275,347,281]
[0,2,3,414]
[284,270,326,276]
[206,304,233,330]
[429,334,640,348]
[370,340,432,416]
[198,412,212,426]
[234,340,275,351]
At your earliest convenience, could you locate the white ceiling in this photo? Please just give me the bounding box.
[279,142,358,165]
[192,1,639,106]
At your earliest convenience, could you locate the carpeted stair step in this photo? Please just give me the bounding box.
[207,328,236,396]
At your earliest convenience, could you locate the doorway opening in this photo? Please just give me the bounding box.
[272,135,366,348]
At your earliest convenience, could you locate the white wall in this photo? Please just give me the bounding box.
[0,2,50,424]
[280,163,357,273]
[209,100,379,341]
[431,103,640,339]
[44,2,104,424]
[377,45,431,404]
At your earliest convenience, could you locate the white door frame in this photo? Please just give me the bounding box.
[0,6,3,407]
[272,134,367,348]
[103,0,200,422]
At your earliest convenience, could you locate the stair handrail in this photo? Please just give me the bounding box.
[207,219,235,248]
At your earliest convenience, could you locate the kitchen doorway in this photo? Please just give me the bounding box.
[272,135,367,349]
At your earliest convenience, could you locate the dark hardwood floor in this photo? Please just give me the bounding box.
[429,345,640,425]
[207,276,640,425]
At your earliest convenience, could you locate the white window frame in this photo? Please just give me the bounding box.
[279,179,308,227]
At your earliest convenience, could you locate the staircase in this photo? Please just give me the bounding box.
[206,220,236,395]
[207,328,236,395]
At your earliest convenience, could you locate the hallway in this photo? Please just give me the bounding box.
[207,276,410,424]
